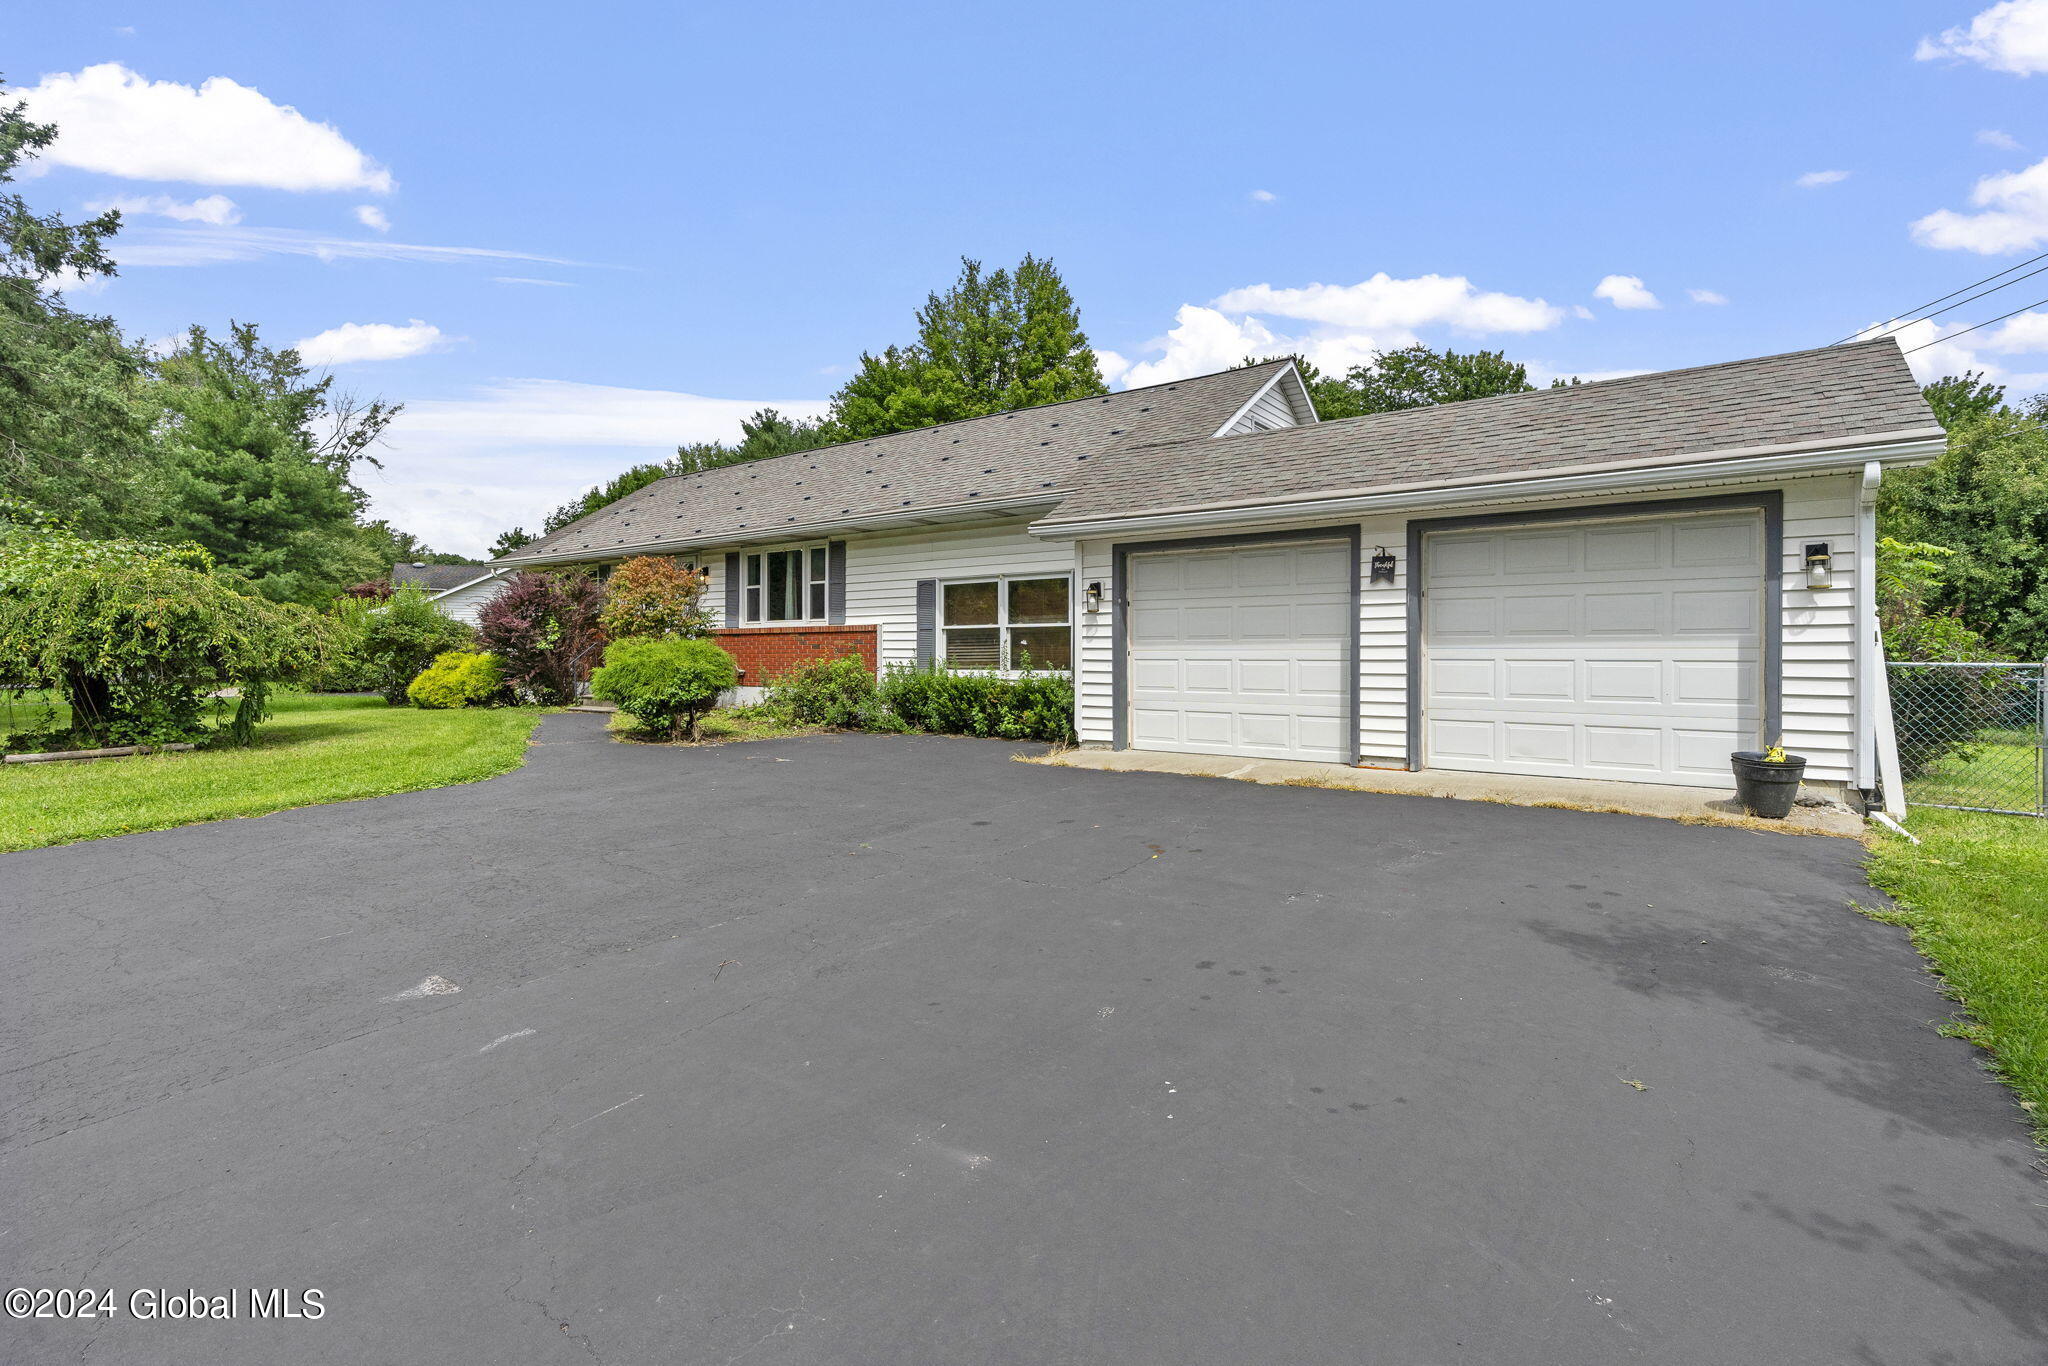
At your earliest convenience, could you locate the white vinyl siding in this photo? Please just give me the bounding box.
[1218,384,1301,436]
[430,573,510,626]
[842,520,1077,669]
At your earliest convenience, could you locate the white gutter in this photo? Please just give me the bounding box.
[1028,430,1945,540]
[499,492,1064,567]
[426,566,510,600]
[1859,460,1908,819]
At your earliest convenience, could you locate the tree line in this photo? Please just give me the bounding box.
[0,84,470,607]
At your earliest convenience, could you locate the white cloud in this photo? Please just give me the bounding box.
[1687,288,1729,305]
[1248,189,1277,203]
[1113,306,1285,389]
[1572,303,1595,321]
[1849,315,2048,390]
[493,276,575,287]
[1912,154,2048,252]
[363,380,832,556]
[16,63,392,192]
[111,224,580,269]
[1796,169,1851,188]
[86,192,240,225]
[1107,272,1569,389]
[354,204,391,233]
[294,320,447,365]
[1593,274,1661,310]
[1214,272,1565,334]
[1916,0,2048,75]
[1979,128,2024,150]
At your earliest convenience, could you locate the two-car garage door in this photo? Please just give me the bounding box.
[1421,512,1766,787]
[1120,510,1767,788]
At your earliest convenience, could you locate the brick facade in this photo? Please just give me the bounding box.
[710,624,877,685]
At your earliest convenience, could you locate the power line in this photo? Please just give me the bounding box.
[1833,246,2048,345]
[1860,259,2048,344]
[1901,292,2048,354]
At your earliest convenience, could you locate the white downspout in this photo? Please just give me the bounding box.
[1859,461,1907,819]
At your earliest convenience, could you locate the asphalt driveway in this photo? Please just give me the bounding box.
[3,714,2042,1365]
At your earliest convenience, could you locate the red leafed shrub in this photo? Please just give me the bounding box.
[476,571,606,705]
[598,555,711,640]
[341,579,395,600]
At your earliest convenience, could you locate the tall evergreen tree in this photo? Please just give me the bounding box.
[829,255,1106,439]
[0,79,156,536]
[151,322,398,603]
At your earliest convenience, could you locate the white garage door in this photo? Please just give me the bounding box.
[1422,512,1765,787]
[1127,541,1350,762]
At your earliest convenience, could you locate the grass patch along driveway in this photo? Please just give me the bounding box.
[0,692,545,852]
[1868,807,2048,1140]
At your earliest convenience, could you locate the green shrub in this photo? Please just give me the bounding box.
[877,664,1075,743]
[762,653,901,729]
[407,650,507,709]
[307,594,385,692]
[0,517,330,747]
[363,585,475,705]
[589,637,738,740]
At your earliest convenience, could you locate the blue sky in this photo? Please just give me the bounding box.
[12,0,2048,555]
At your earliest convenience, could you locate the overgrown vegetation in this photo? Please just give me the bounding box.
[589,636,738,740]
[0,510,329,749]
[1866,809,2048,1144]
[1879,372,2048,661]
[0,692,545,852]
[361,584,475,705]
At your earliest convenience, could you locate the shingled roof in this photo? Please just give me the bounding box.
[1039,339,1940,527]
[502,361,1293,563]
[392,562,497,591]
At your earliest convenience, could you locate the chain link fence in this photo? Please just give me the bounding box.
[1886,660,2045,817]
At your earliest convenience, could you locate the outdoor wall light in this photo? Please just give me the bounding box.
[1804,542,1833,589]
[1369,546,1397,585]
[1085,580,1104,613]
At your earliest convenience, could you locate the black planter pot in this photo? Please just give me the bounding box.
[1731,751,1807,819]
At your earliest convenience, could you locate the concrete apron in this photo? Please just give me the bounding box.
[1029,748,1868,838]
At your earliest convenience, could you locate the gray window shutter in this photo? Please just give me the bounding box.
[723,552,742,626]
[827,541,847,624]
[914,579,937,667]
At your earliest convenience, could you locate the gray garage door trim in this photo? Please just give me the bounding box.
[1404,491,1784,774]
[1112,525,1361,760]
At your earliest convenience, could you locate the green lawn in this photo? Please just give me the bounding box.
[1902,728,2042,814]
[0,692,547,853]
[1866,807,2048,1142]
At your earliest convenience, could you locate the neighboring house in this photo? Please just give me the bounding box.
[392,562,515,626]
[500,342,1945,805]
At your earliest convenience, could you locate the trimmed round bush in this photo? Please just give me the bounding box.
[407,650,507,709]
[589,637,738,740]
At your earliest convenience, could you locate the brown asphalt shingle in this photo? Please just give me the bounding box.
[502,362,1290,561]
[1043,339,1938,524]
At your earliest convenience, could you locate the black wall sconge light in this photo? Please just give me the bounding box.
[1804,542,1833,589]
[1085,580,1104,613]
[1369,546,1397,585]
